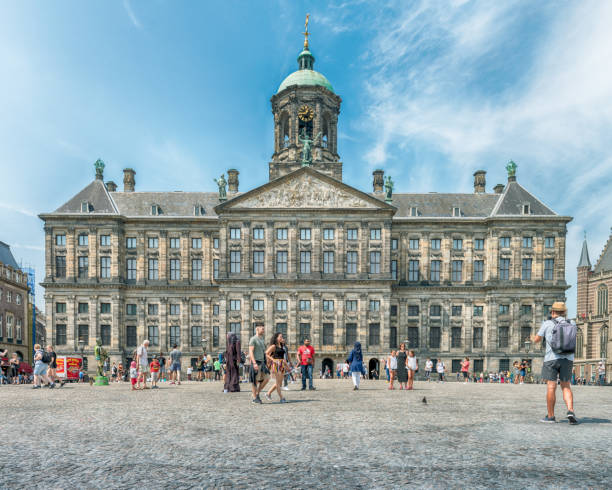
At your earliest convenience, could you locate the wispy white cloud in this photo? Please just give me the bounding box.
[123,0,143,30]
[0,202,38,218]
[12,243,45,252]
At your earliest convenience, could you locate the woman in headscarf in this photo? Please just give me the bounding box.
[223,333,241,392]
[347,341,365,390]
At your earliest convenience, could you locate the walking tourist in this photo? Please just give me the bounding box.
[32,344,54,389]
[0,349,9,384]
[213,357,221,381]
[519,360,527,384]
[297,338,315,391]
[461,357,470,383]
[46,345,63,387]
[159,352,166,382]
[388,351,397,389]
[150,355,160,388]
[436,360,445,382]
[111,362,118,382]
[347,341,365,390]
[129,361,138,390]
[117,362,124,382]
[342,361,349,379]
[425,358,433,381]
[531,301,578,424]
[249,323,269,404]
[136,339,149,389]
[598,360,606,386]
[224,332,241,393]
[396,343,408,390]
[264,332,288,403]
[169,344,182,385]
[407,350,417,390]
[9,353,20,384]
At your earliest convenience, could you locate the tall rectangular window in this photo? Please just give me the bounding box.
[170,304,180,315]
[100,235,111,247]
[55,234,66,246]
[499,304,509,315]
[170,237,180,249]
[147,304,158,315]
[230,322,240,336]
[389,327,398,349]
[299,323,311,343]
[148,259,159,280]
[345,324,357,346]
[323,228,334,240]
[408,305,419,316]
[230,227,241,240]
[430,238,441,250]
[346,300,358,311]
[55,324,67,345]
[252,299,264,311]
[522,236,533,248]
[230,300,241,311]
[347,228,358,240]
[545,237,555,248]
[323,323,334,345]
[213,259,219,279]
[276,300,287,312]
[300,251,311,273]
[170,325,180,346]
[213,304,219,316]
[370,228,381,240]
[253,251,265,274]
[192,238,202,249]
[299,300,311,311]
[213,238,219,249]
[473,327,483,348]
[126,304,137,315]
[408,260,419,282]
[452,305,462,316]
[430,260,441,281]
[276,323,287,339]
[191,259,202,280]
[451,327,462,348]
[453,238,463,250]
[55,256,66,278]
[429,327,441,349]
[323,300,334,311]
[473,305,483,317]
[368,323,380,345]
[78,324,89,344]
[323,251,334,274]
[100,303,111,314]
[346,251,358,274]
[276,251,288,274]
[391,238,398,250]
[191,326,202,347]
[126,258,136,280]
[300,228,311,240]
[191,304,202,315]
[148,237,158,249]
[451,260,463,282]
[101,325,111,346]
[170,259,181,280]
[499,237,510,248]
[408,326,419,348]
[253,227,264,240]
[391,260,397,280]
[498,327,509,348]
[499,359,510,372]
[369,300,380,312]
[369,251,381,274]
[520,326,532,347]
[148,326,160,346]
[499,258,510,280]
[230,251,241,274]
[276,228,288,240]
[522,258,532,280]
[126,237,137,249]
[473,260,484,282]
[544,259,554,280]
[78,256,89,278]
[78,302,89,314]
[126,326,137,347]
[56,302,66,313]
[78,234,88,246]
[409,238,420,250]
[213,326,219,347]
[474,238,485,250]
[430,305,441,317]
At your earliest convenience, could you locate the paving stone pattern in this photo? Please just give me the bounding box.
[1,380,611,489]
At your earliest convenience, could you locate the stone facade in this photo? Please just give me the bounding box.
[40,37,571,375]
[574,235,611,382]
[0,241,30,364]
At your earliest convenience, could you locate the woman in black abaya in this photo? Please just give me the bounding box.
[224,333,241,392]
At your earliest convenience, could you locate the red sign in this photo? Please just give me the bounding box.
[56,356,82,380]
[56,357,65,377]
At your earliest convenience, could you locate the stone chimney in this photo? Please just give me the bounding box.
[473,170,486,193]
[373,169,384,193]
[105,181,117,192]
[123,168,136,192]
[493,184,505,194]
[227,169,239,194]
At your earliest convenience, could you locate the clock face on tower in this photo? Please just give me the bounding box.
[298,105,314,122]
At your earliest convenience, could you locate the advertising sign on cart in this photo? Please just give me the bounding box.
[56,356,82,381]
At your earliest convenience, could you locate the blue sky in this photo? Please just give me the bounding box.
[1,0,611,314]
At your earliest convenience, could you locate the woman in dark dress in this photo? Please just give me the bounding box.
[396,343,408,390]
[223,333,241,392]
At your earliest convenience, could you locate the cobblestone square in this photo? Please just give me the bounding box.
[1,380,611,489]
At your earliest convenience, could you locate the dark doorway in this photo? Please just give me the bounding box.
[368,358,379,379]
[322,358,334,378]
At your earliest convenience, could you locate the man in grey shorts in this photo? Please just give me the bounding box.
[532,301,578,424]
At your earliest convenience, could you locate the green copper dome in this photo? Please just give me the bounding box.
[277,47,334,93]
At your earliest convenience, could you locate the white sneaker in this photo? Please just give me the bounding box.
[264,393,272,401]
[282,386,289,391]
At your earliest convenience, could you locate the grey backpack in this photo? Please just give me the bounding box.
[548,318,576,354]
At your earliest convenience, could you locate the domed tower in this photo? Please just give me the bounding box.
[269,19,342,181]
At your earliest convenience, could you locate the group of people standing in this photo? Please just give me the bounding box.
[386,344,418,390]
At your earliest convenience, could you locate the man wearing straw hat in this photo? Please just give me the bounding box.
[532,301,578,424]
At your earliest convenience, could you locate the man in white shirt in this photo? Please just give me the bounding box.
[136,340,150,389]
[425,358,433,381]
[436,360,445,382]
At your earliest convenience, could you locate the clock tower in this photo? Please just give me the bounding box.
[269,23,342,181]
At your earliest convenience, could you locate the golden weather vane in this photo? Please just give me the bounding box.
[303,13,310,49]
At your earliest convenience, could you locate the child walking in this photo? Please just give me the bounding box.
[130,361,139,390]
[407,350,418,390]
[150,356,160,389]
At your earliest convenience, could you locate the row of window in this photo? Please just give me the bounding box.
[0,267,27,284]
[54,323,532,351]
[0,289,23,304]
[0,313,23,342]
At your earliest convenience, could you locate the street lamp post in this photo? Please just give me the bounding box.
[201,338,208,355]
[524,340,531,354]
[78,339,86,375]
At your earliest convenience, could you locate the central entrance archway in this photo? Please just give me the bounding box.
[322,358,334,378]
[368,358,380,379]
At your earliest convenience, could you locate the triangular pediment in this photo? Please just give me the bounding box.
[216,167,395,212]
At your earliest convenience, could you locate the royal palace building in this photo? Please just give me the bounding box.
[40,33,571,376]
